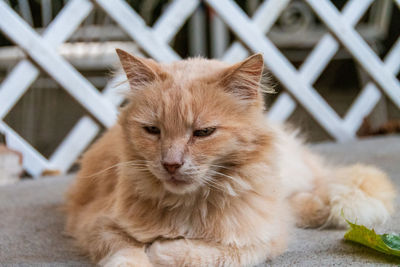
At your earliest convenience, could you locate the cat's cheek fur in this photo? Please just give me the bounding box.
[120,122,159,161]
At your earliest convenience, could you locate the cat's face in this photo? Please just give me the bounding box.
[117,49,268,195]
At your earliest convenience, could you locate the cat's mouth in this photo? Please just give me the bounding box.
[157,172,198,194]
[165,176,191,186]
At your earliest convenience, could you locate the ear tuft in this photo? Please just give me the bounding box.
[116,49,159,89]
[220,53,264,100]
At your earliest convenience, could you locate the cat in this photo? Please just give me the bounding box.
[65,49,396,267]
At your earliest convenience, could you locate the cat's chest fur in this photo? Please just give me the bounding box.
[117,187,282,247]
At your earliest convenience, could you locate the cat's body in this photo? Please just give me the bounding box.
[66,50,396,267]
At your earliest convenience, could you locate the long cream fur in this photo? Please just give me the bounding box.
[65,50,396,267]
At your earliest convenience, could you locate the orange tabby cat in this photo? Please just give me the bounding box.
[65,49,396,267]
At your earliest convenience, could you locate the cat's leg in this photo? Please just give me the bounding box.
[76,217,152,267]
[147,238,285,267]
[99,247,151,267]
[289,189,330,228]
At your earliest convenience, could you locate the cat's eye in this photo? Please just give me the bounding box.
[144,126,161,135]
[193,127,216,137]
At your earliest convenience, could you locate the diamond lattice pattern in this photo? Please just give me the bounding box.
[0,0,399,176]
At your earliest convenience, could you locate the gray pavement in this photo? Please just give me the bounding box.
[1,136,399,266]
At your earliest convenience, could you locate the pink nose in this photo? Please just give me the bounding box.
[162,162,182,174]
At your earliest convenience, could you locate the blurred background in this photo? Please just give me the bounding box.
[0,0,399,179]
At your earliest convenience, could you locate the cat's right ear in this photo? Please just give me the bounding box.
[218,54,264,101]
[116,49,163,88]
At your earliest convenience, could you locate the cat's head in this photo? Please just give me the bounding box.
[117,49,272,195]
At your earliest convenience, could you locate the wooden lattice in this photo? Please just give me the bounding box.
[0,0,399,176]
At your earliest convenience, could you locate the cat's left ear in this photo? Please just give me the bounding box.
[219,54,264,100]
[116,49,165,89]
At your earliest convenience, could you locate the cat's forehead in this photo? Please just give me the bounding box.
[124,56,262,135]
[131,61,233,128]
[161,58,230,82]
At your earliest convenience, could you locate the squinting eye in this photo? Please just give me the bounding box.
[193,127,216,137]
[144,126,161,135]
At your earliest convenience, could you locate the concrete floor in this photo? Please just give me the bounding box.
[0,136,399,266]
[268,135,400,266]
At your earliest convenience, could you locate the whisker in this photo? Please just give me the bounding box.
[202,178,226,193]
[79,160,151,179]
[207,170,251,193]
[209,164,233,171]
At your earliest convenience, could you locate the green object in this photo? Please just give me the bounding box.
[344,219,400,257]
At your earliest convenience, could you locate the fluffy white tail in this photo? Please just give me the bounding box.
[326,164,396,228]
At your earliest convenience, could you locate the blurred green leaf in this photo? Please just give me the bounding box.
[382,234,400,250]
[344,219,400,257]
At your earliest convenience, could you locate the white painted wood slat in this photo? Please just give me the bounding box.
[299,0,373,84]
[48,75,130,172]
[344,38,400,132]
[43,0,93,45]
[306,0,400,108]
[267,0,373,123]
[0,122,52,177]
[0,61,38,119]
[0,0,95,176]
[153,0,199,44]
[49,117,100,173]
[206,0,353,141]
[0,1,117,128]
[385,38,400,73]
[0,0,93,120]
[267,93,297,122]
[222,0,291,63]
[94,0,180,62]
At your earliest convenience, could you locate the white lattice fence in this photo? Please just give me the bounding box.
[0,0,399,177]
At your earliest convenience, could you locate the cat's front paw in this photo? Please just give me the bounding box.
[147,239,224,267]
[147,240,177,267]
[147,239,189,267]
[99,248,152,267]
